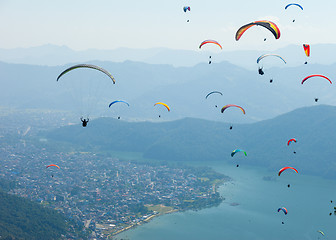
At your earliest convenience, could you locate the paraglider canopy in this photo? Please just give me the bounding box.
[301,75,332,85]
[235,20,281,41]
[154,102,170,112]
[221,104,246,114]
[303,44,310,57]
[109,100,130,108]
[278,166,298,176]
[205,91,223,99]
[57,64,116,84]
[183,6,191,12]
[287,138,297,146]
[46,164,60,169]
[231,149,247,157]
[277,207,288,215]
[257,54,286,64]
[199,40,222,49]
[285,3,303,10]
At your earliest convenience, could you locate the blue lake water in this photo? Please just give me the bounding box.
[116,162,336,240]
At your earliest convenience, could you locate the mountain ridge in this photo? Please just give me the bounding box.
[44,104,336,179]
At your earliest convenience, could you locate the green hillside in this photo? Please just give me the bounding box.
[0,179,86,240]
[0,190,66,239]
[44,105,336,178]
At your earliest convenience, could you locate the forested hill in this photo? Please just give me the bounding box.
[0,180,85,239]
[0,190,66,239]
[45,105,336,178]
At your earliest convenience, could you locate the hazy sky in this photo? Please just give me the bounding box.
[0,0,334,51]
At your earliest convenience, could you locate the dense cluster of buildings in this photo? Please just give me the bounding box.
[0,116,225,239]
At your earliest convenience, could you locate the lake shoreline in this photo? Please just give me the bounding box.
[113,208,179,237]
[113,176,228,238]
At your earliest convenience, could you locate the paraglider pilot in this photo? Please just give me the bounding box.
[258,67,264,75]
[81,117,89,127]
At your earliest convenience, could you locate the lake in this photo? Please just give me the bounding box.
[116,162,336,240]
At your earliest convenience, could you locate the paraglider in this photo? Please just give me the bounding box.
[183,6,191,22]
[221,105,245,130]
[231,149,247,167]
[57,64,116,126]
[277,207,288,224]
[257,54,286,83]
[199,40,222,64]
[285,3,304,22]
[278,167,298,176]
[221,104,245,130]
[301,75,332,102]
[46,164,60,178]
[154,102,170,118]
[206,91,223,108]
[109,101,130,120]
[235,20,281,41]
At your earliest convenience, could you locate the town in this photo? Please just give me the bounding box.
[0,113,228,239]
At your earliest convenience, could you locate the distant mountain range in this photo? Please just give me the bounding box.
[1,43,336,69]
[1,59,335,123]
[44,105,336,179]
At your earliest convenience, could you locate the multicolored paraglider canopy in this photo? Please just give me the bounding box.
[231,149,247,157]
[277,207,288,215]
[235,20,281,41]
[278,167,298,176]
[221,104,245,114]
[303,44,310,57]
[199,40,222,49]
[183,6,190,12]
[154,102,170,112]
